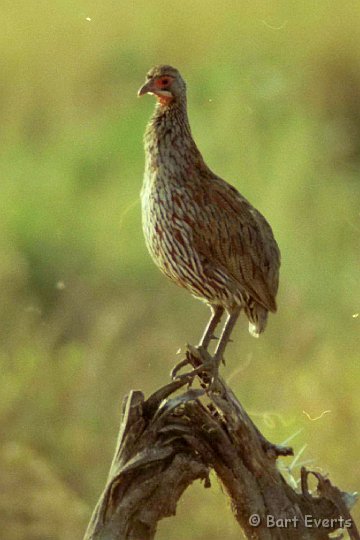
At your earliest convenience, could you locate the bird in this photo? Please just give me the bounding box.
[138,65,280,377]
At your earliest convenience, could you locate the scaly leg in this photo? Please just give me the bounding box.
[213,306,241,368]
[170,305,224,380]
[199,305,224,349]
[177,306,241,389]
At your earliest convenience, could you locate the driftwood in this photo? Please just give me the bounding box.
[84,347,359,540]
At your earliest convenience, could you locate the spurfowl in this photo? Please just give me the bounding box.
[138,65,280,377]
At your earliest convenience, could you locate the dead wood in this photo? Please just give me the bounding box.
[84,347,359,540]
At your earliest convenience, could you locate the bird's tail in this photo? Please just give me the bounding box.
[248,306,268,338]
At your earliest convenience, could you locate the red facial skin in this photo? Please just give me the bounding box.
[153,76,174,105]
[138,76,175,105]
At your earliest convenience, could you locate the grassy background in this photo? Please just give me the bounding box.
[1,1,359,538]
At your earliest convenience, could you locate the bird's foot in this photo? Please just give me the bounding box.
[170,357,193,381]
[171,345,221,391]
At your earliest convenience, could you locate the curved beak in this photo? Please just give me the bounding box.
[137,80,154,97]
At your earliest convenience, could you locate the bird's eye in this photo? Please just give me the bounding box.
[156,77,170,88]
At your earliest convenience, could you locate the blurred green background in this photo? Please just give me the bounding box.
[1,1,359,538]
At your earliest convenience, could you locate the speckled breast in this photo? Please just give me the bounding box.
[140,171,207,297]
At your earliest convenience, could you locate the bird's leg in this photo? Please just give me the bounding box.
[199,305,224,349]
[171,308,241,388]
[213,307,241,369]
[170,306,224,381]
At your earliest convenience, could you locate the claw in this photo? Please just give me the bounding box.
[170,344,221,390]
[186,345,222,390]
[170,358,190,380]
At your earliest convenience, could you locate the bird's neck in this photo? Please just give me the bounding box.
[144,99,206,179]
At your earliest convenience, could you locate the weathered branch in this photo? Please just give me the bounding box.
[84,348,359,540]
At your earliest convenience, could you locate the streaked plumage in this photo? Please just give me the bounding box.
[138,65,280,365]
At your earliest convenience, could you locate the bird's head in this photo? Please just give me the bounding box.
[138,65,186,106]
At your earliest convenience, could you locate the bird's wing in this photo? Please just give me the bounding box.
[192,176,280,312]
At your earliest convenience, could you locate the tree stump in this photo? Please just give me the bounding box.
[84,347,359,540]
